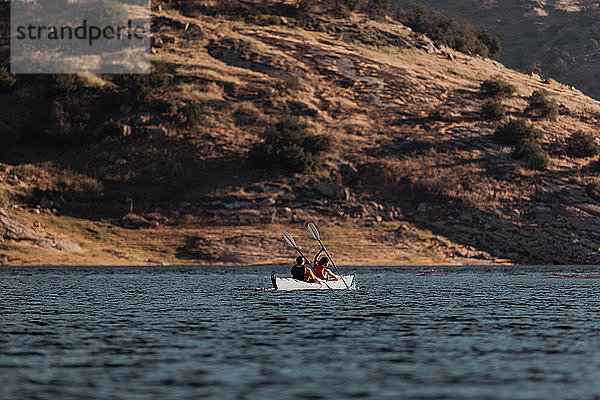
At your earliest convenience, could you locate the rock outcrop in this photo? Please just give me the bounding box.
[0,209,81,252]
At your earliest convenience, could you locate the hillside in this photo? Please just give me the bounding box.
[393,0,600,99]
[2,0,600,266]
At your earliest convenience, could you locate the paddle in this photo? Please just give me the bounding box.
[282,231,331,289]
[307,222,350,289]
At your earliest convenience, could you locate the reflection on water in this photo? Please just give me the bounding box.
[2,265,600,399]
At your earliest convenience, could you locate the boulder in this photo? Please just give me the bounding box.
[224,201,252,210]
[237,209,262,221]
[141,126,166,139]
[314,183,347,199]
[259,198,276,206]
[35,239,82,252]
[265,184,287,194]
[0,212,81,252]
[237,209,262,216]
[120,213,152,229]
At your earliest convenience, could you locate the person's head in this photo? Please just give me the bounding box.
[295,256,303,265]
[318,257,329,266]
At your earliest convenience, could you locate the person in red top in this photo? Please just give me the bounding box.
[313,249,341,281]
[290,256,322,283]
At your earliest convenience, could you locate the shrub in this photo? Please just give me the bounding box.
[567,131,599,158]
[338,0,362,11]
[366,0,390,19]
[588,159,600,174]
[527,90,558,120]
[276,76,301,95]
[237,39,258,59]
[50,74,78,94]
[103,118,122,137]
[476,30,502,59]
[481,100,506,121]
[524,62,542,75]
[154,99,176,115]
[513,139,549,170]
[494,120,540,145]
[114,73,169,103]
[586,179,600,200]
[233,105,259,126]
[256,15,281,26]
[249,116,332,172]
[178,103,204,127]
[480,79,516,98]
[0,67,16,93]
[399,4,501,58]
[428,108,450,121]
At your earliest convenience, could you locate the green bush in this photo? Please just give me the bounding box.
[399,4,501,58]
[249,116,332,172]
[178,103,204,127]
[481,100,506,121]
[51,74,78,94]
[527,90,558,120]
[480,79,516,98]
[0,67,16,93]
[277,76,301,95]
[114,73,169,103]
[494,120,541,145]
[513,139,549,170]
[567,131,599,158]
[338,0,362,11]
[476,30,502,59]
[524,62,542,75]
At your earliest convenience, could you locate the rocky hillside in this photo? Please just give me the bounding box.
[393,0,600,99]
[2,0,600,265]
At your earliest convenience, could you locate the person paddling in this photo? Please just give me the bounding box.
[313,251,341,281]
[290,256,322,283]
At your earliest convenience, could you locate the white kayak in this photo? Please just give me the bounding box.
[271,274,356,290]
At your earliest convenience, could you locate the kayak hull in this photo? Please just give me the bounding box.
[271,274,355,290]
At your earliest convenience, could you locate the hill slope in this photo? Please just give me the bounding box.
[2,1,600,265]
[393,0,600,99]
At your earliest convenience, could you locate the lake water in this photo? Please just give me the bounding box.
[2,265,600,399]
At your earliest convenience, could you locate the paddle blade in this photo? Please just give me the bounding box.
[283,231,297,249]
[307,222,320,241]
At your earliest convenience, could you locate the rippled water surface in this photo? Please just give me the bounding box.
[2,265,600,399]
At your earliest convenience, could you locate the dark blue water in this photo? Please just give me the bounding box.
[2,265,600,399]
